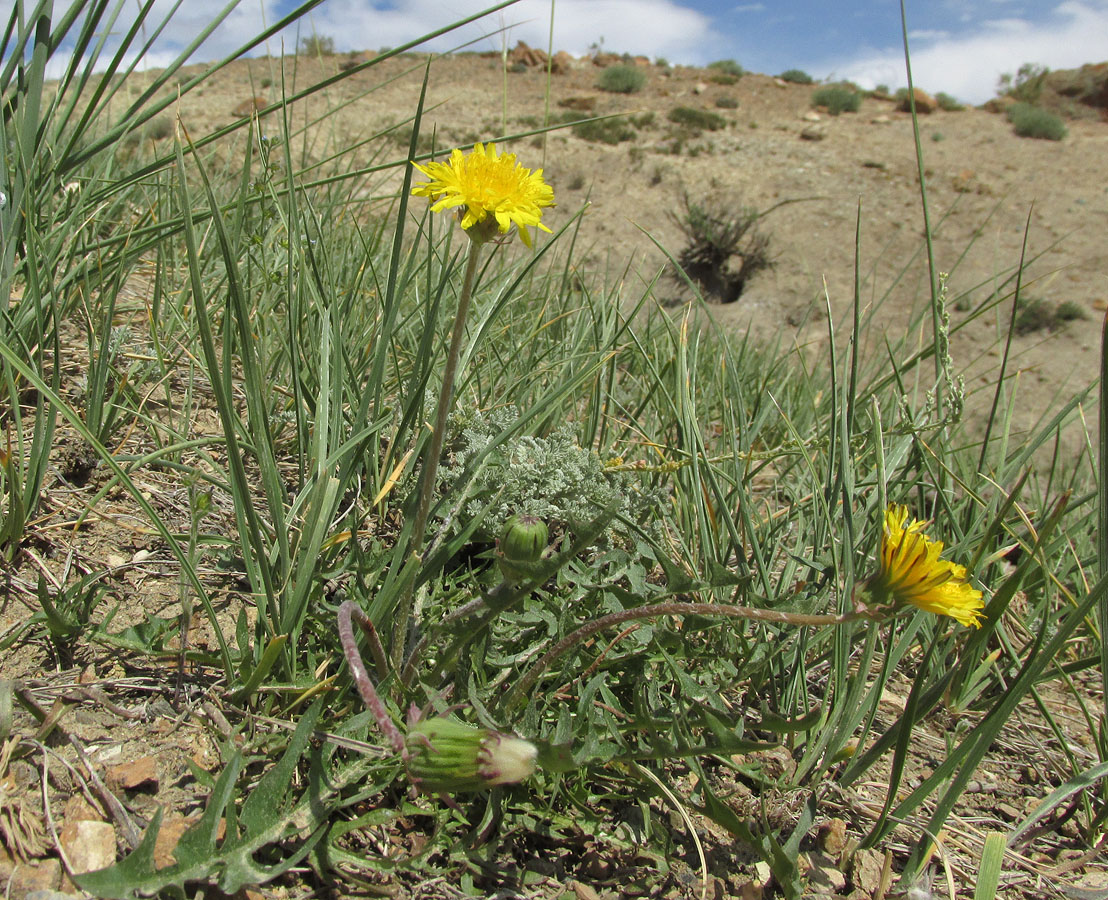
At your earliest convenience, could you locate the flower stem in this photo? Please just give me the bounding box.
[503,601,866,711]
[338,600,406,757]
[391,240,484,669]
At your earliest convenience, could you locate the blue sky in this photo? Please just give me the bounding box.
[8,0,1108,104]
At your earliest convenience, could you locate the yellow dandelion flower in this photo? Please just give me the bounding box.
[411,142,554,247]
[863,504,985,628]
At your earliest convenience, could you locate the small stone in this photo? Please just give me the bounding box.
[800,124,826,141]
[693,82,708,94]
[870,114,892,124]
[106,553,127,568]
[806,852,846,892]
[802,111,822,122]
[106,755,159,792]
[850,848,886,894]
[819,818,849,856]
[60,820,116,875]
[10,859,62,894]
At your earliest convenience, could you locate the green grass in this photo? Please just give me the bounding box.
[2,2,1104,898]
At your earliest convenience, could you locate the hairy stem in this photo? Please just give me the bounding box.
[339,600,406,756]
[391,240,484,669]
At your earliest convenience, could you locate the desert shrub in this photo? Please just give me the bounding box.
[931,131,945,142]
[596,64,646,93]
[654,57,670,68]
[1008,102,1067,140]
[998,62,1049,103]
[708,72,739,85]
[707,59,744,78]
[779,68,814,84]
[667,106,726,131]
[1013,296,1086,334]
[672,194,771,303]
[572,117,636,144]
[812,84,862,115]
[935,92,964,111]
[715,96,739,109]
[630,111,656,128]
[299,34,335,56]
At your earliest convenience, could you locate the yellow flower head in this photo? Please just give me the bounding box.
[411,142,554,247]
[863,504,985,628]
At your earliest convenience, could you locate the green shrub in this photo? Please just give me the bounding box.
[1007,102,1067,140]
[812,85,862,115]
[998,62,1049,103]
[596,64,646,93]
[1013,296,1085,334]
[299,34,335,56]
[715,96,739,109]
[572,117,636,144]
[707,59,744,78]
[629,111,656,128]
[667,106,726,131]
[708,72,739,85]
[935,92,964,111]
[778,68,814,84]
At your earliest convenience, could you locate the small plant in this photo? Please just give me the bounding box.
[812,84,862,115]
[667,106,726,131]
[654,57,670,68]
[572,117,636,144]
[997,62,1049,103]
[708,72,739,85]
[931,131,945,142]
[1008,102,1067,140]
[596,64,646,94]
[707,59,744,78]
[629,111,656,128]
[1013,296,1086,334]
[672,194,772,303]
[715,96,739,109]
[935,91,964,111]
[779,68,814,84]
[299,33,335,56]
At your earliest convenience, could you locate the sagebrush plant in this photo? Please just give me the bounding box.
[596,63,646,93]
[667,106,727,131]
[812,83,863,114]
[1008,101,1068,140]
[779,68,814,84]
[1,2,1104,899]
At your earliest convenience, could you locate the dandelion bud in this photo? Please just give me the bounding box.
[497,514,548,584]
[406,717,538,793]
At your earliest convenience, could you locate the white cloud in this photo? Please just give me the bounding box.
[825,1,1108,104]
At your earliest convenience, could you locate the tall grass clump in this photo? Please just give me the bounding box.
[1008,101,1068,140]
[1,2,1105,899]
[596,63,646,93]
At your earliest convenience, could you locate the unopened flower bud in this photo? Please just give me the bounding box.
[497,514,548,584]
[406,716,537,793]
